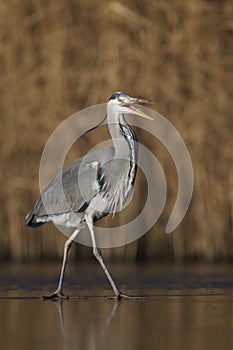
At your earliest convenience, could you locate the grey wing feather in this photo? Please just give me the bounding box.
[26,146,114,225]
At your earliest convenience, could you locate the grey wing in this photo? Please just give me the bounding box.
[26,146,114,226]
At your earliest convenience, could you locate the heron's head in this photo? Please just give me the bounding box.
[108,92,154,120]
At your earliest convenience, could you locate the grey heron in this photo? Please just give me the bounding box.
[26,92,153,299]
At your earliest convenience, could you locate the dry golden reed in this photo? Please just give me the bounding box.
[0,0,232,260]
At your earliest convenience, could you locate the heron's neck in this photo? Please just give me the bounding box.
[107,112,138,162]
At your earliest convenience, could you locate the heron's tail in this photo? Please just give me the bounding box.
[26,209,44,227]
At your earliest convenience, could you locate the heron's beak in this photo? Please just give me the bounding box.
[128,104,154,120]
[124,97,154,120]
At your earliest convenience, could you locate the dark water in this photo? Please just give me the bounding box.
[0,262,232,350]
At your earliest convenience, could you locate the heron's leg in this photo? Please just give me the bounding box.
[43,228,80,299]
[85,215,123,299]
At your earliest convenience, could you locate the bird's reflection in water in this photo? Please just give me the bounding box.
[53,300,66,339]
[100,301,120,336]
[52,299,121,348]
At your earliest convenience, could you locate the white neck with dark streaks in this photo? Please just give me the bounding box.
[107,112,138,191]
[107,112,138,161]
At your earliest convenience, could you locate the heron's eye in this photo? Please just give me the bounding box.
[118,98,122,102]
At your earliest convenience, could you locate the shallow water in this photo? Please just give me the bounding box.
[0,262,232,350]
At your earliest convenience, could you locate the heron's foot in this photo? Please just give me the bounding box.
[118,293,148,300]
[43,291,69,300]
[107,292,148,301]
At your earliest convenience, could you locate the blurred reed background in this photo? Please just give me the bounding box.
[0,0,232,262]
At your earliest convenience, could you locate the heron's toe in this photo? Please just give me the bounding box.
[43,292,69,300]
[117,293,148,300]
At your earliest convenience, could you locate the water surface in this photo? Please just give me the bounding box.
[0,263,232,350]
